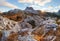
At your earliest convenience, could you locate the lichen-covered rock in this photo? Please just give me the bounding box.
[0,14,58,41]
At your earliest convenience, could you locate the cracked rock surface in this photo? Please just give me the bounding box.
[0,14,58,41]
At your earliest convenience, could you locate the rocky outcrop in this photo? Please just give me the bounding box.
[25,7,39,15]
[0,7,58,41]
[0,14,58,41]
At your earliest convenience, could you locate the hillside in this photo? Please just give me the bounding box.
[0,7,60,41]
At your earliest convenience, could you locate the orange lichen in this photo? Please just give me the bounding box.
[0,31,2,39]
[6,33,18,41]
[34,35,44,41]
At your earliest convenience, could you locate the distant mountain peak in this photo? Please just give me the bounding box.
[25,7,39,14]
[25,7,34,10]
[8,9,22,14]
[58,10,60,13]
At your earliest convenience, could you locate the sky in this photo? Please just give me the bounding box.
[0,0,60,12]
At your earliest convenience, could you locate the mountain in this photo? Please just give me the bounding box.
[0,7,58,41]
[8,9,23,14]
[1,7,41,21]
[54,10,60,18]
[24,7,39,14]
[57,10,60,15]
[0,7,59,22]
[1,9,24,21]
[58,10,60,13]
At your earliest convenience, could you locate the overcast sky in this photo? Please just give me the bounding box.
[0,0,60,12]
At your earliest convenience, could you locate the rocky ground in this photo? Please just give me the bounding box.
[0,14,58,41]
[0,7,60,41]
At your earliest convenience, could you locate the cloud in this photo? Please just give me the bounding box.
[29,5,40,7]
[48,6,53,8]
[54,5,60,9]
[40,5,60,12]
[29,4,57,12]
[29,4,59,12]
[18,0,33,3]
[34,0,51,6]
[58,5,60,8]
[18,0,52,6]
[0,0,19,9]
[2,2,19,9]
